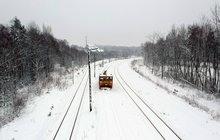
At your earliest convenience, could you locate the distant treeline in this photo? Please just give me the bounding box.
[0,17,87,108]
[143,4,220,96]
[97,45,141,60]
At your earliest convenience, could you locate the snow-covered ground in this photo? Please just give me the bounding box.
[1,58,220,140]
[131,58,220,121]
[0,66,87,140]
[120,59,220,139]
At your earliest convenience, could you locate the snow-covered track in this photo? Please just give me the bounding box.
[114,65,182,140]
[68,77,88,140]
[52,71,88,140]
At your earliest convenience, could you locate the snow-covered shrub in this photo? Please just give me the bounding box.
[12,95,26,116]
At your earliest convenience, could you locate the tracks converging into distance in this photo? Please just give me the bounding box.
[51,60,182,140]
[52,61,111,140]
[52,71,88,140]
[114,62,182,140]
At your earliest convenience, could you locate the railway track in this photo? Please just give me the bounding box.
[114,63,182,140]
[51,71,89,140]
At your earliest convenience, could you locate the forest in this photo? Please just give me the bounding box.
[143,5,220,96]
[0,17,140,126]
[0,17,87,124]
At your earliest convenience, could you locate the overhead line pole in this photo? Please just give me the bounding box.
[86,36,92,112]
[94,53,96,77]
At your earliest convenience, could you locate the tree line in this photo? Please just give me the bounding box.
[0,17,87,109]
[143,4,220,96]
[97,45,141,59]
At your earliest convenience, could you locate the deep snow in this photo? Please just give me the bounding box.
[0,58,220,140]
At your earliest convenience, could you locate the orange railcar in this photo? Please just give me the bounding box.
[99,71,113,89]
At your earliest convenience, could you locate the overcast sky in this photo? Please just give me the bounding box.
[0,0,219,46]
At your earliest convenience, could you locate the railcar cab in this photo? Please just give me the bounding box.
[99,70,113,89]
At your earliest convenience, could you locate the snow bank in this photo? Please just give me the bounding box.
[131,58,220,121]
[0,65,86,140]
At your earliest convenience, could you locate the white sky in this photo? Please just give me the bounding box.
[0,0,219,46]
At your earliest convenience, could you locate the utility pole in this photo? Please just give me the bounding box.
[88,51,92,112]
[101,51,104,67]
[94,53,96,77]
[72,61,74,84]
[86,36,92,112]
